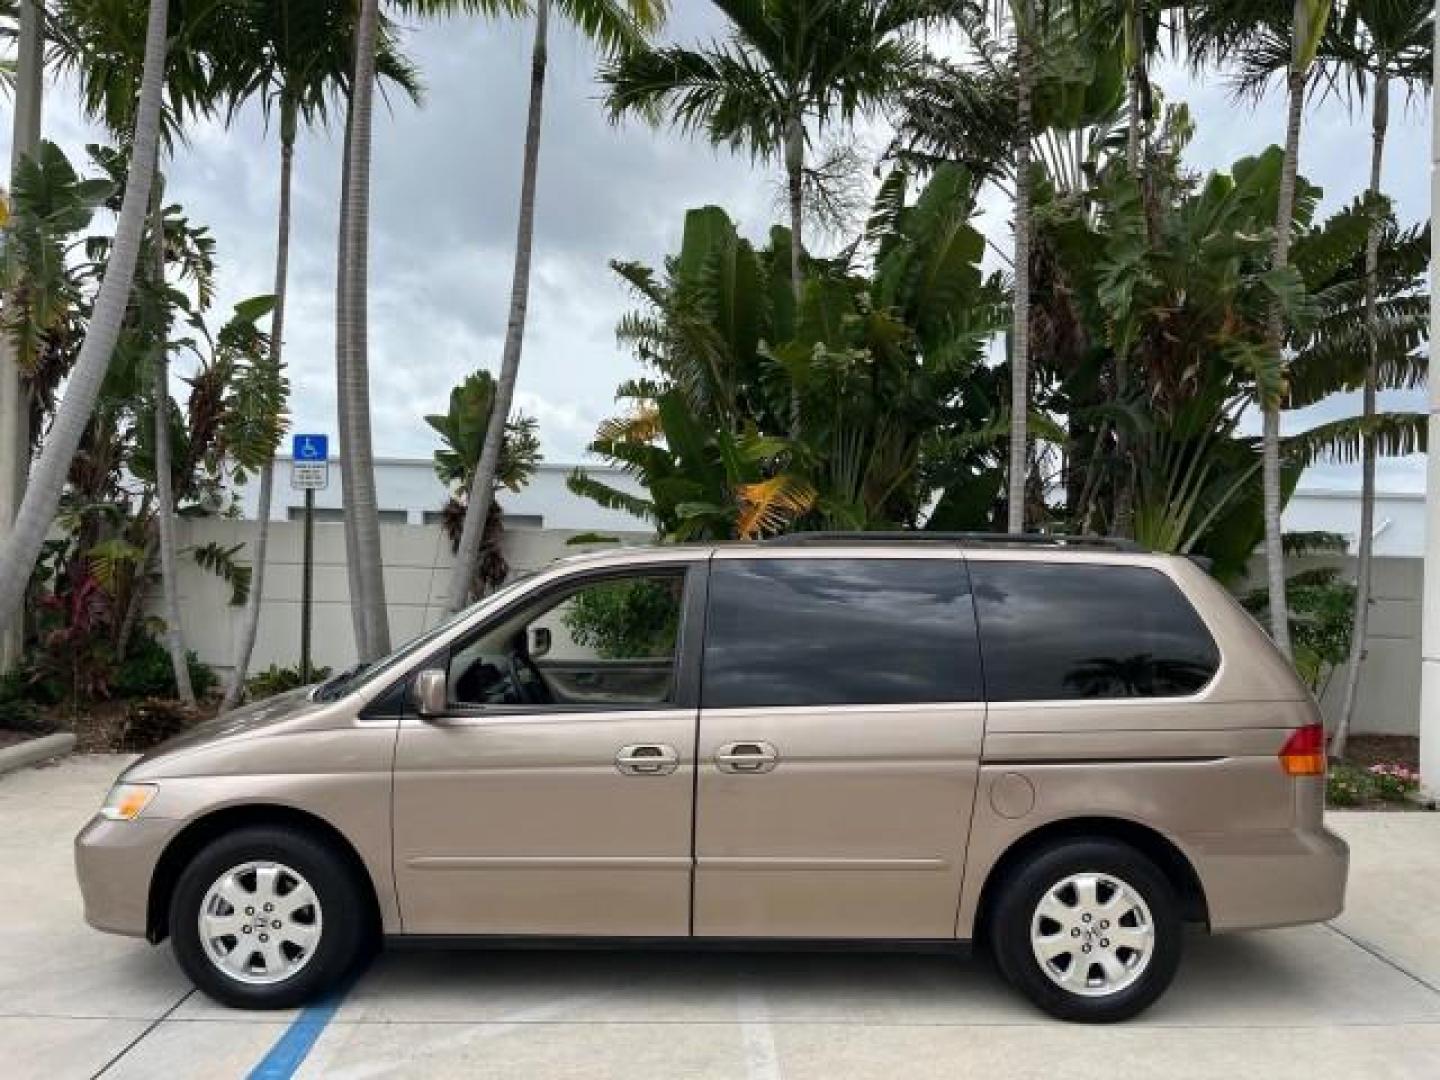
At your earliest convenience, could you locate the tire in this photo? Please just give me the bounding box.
[989,838,1182,1023]
[169,825,370,1009]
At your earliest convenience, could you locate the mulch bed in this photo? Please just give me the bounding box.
[2,697,219,755]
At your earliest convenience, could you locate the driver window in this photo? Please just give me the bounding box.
[447,570,685,710]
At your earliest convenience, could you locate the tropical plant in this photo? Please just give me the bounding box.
[0,0,169,646]
[212,0,421,710]
[572,164,1009,539]
[427,369,540,596]
[443,0,665,615]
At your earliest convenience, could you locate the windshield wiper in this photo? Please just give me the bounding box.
[313,661,370,702]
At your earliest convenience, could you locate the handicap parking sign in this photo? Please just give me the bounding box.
[290,433,330,490]
[293,433,328,462]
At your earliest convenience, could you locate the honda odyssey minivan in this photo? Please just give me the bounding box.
[75,534,1348,1022]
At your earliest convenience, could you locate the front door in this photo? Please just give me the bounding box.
[393,563,701,936]
[693,552,987,939]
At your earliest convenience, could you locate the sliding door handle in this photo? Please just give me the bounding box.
[715,741,779,774]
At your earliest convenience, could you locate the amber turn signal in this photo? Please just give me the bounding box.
[1278,724,1326,777]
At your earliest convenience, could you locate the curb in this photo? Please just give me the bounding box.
[0,732,76,777]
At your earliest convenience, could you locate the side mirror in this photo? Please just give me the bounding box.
[412,668,448,718]
[529,626,552,659]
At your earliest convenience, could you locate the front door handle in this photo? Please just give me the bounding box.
[715,741,779,774]
[616,743,679,776]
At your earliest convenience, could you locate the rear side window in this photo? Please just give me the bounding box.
[701,558,982,708]
[970,562,1220,701]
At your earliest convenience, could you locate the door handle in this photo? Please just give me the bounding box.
[616,743,679,776]
[715,741,779,774]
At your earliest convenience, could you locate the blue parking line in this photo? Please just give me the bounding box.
[247,986,349,1080]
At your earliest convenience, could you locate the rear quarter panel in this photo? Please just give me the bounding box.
[956,552,1332,938]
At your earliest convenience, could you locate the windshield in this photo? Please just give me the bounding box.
[312,574,538,702]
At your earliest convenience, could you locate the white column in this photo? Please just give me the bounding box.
[1421,2,1440,791]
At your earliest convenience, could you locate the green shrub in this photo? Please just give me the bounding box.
[247,662,330,702]
[0,669,52,733]
[111,636,218,701]
[1326,763,1371,807]
[563,577,681,659]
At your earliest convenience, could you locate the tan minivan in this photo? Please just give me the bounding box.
[75,535,1347,1022]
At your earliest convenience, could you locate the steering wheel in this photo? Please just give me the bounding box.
[506,651,552,706]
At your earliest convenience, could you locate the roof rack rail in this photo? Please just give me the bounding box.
[760,531,1149,553]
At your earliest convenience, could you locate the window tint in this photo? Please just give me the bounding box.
[702,558,982,708]
[970,562,1219,701]
[447,571,685,710]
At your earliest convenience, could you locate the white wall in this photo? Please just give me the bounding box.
[1284,489,1427,559]
[235,459,650,533]
[169,518,651,678]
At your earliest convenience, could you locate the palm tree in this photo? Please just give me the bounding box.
[1319,1,1431,756]
[443,0,663,615]
[1188,0,1335,659]
[600,0,935,304]
[0,0,44,676]
[0,0,168,637]
[50,0,233,699]
[337,0,388,660]
[335,0,520,657]
[215,0,420,709]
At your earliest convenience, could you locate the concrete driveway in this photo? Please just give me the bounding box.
[3,754,1439,1080]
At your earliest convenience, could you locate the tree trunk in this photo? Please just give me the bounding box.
[785,111,804,302]
[1111,0,1144,540]
[1125,4,1141,175]
[1006,3,1033,535]
[0,0,168,637]
[445,0,550,614]
[149,180,196,707]
[334,100,368,660]
[338,0,391,657]
[1260,62,1308,660]
[222,120,296,712]
[1332,70,1389,759]
[0,0,45,674]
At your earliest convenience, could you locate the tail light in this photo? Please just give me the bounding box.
[1279,723,1326,776]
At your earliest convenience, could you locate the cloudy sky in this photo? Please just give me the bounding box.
[4,5,1432,491]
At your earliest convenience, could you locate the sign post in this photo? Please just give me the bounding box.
[290,434,330,682]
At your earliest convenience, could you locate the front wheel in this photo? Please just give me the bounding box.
[169,826,369,1009]
[989,839,1182,1022]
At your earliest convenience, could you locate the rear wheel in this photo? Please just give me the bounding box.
[169,826,369,1009]
[989,839,1182,1022]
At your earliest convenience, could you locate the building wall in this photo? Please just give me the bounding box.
[1308,556,1423,738]
[237,459,651,534]
[1283,489,1426,558]
[169,518,651,679]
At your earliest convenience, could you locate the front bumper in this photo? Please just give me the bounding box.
[1184,824,1350,932]
[74,814,181,939]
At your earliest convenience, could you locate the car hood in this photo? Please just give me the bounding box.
[126,687,324,773]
